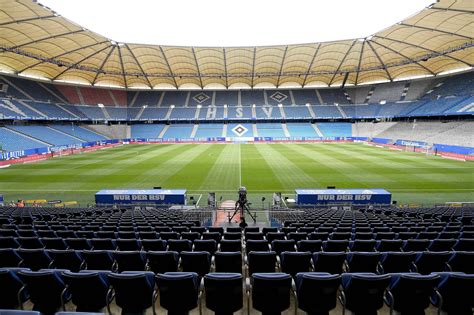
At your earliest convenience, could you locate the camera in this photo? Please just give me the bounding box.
[238,186,247,203]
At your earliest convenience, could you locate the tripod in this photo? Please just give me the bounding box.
[229,198,256,223]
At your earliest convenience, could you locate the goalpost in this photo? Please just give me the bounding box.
[402,143,435,156]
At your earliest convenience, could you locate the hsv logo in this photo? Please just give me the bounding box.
[270,91,288,103]
[192,92,210,104]
[231,124,249,137]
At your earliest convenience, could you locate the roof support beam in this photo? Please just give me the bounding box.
[355,40,366,85]
[18,40,109,73]
[223,48,228,88]
[92,45,115,85]
[191,47,203,88]
[329,40,357,86]
[302,43,321,87]
[370,39,436,76]
[276,46,288,87]
[51,44,112,80]
[0,15,57,26]
[373,34,473,67]
[397,22,473,41]
[428,6,474,14]
[117,45,127,88]
[250,47,257,87]
[125,44,153,88]
[158,47,178,88]
[366,40,393,81]
[9,29,84,50]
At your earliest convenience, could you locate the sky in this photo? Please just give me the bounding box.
[39,0,434,47]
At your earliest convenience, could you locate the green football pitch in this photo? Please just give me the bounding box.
[0,143,472,206]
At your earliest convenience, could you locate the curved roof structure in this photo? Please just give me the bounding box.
[0,0,472,89]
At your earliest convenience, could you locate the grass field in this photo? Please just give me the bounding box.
[0,143,472,206]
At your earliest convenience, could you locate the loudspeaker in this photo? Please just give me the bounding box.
[153,186,162,189]
[327,186,336,189]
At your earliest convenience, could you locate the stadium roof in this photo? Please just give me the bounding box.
[0,0,472,89]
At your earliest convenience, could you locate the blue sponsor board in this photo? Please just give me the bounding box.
[394,139,428,147]
[95,189,187,205]
[0,194,3,206]
[296,189,392,205]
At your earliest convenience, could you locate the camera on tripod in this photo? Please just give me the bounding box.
[238,186,247,204]
[229,186,256,223]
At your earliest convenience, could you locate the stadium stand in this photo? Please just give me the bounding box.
[282,105,312,119]
[292,89,319,105]
[256,123,286,138]
[162,124,194,139]
[357,121,474,147]
[189,91,213,107]
[194,124,224,138]
[161,91,188,106]
[0,205,471,314]
[7,125,83,146]
[266,90,293,106]
[319,89,350,105]
[49,125,108,142]
[255,105,282,119]
[198,106,225,120]
[317,123,352,137]
[130,124,165,139]
[241,90,265,106]
[369,82,406,104]
[129,91,162,107]
[227,106,253,119]
[0,127,46,151]
[169,107,197,120]
[311,105,343,118]
[72,87,115,106]
[215,91,238,106]
[346,86,371,104]
[2,76,62,103]
[139,107,170,120]
[286,123,318,137]
[0,72,472,152]
[103,107,128,121]
[21,101,75,120]
[228,123,255,137]
[55,85,82,105]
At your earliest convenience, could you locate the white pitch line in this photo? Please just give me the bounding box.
[238,143,242,187]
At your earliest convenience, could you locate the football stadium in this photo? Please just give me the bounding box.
[0,0,473,314]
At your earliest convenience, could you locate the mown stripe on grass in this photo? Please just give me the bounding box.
[255,144,319,189]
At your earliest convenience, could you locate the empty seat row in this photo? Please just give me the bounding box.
[0,248,243,274]
[2,247,473,276]
[2,268,473,315]
[245,238,474,253]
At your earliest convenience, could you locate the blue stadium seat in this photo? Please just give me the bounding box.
[156,272,200,315]
[294,272,341,315]
[204,273,243,314]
